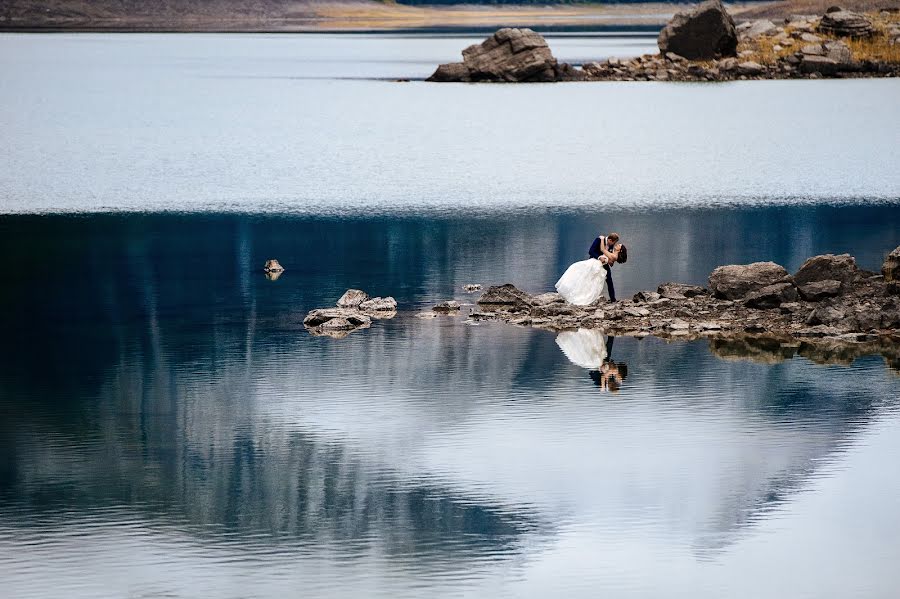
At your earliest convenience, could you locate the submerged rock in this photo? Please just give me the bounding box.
[657,0,738,60]
[708,262,792,300]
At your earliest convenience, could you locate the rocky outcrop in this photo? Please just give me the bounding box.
[477,283,535,309]
[708,262,792,300]
[793,253,858,290]
[819,10,876,37]
[883,246,900,281]
[657,0,738,60]
[427,28,564,83]
[305,289,397,338]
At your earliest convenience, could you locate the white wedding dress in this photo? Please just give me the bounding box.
[555,258,608,306]
[555,329,608,369]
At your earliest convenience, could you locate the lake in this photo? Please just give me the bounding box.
[1,32,900,599]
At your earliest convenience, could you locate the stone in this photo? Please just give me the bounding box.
[744,282,799,309]
[336,289,370,308]
[798,279,842,301]
[633,290,662,303]
[463,284,482,292]
[263,259,284,273]
[801,44,826,56]
[433,300,461,312]
[360,296,398,312]
[428,62,471,82]
[882,246,900,281]
[824,40,853,63]
[806,303,846,326]
[304,308,372,328]
[657,0,738,61]
[477,283,534,309]
[800,55,842,74]
[708,262,792,299]
[800,33,822,42]
[532,292,565,306]
[818,10,875,37]
[428,28,561,83]
[657,282,707,299]
[737,61,765,75]
[793,254,858,289]
[744,19,778,38]
[624,306,651,317]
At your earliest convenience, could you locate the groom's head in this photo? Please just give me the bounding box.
[607,233,620,246]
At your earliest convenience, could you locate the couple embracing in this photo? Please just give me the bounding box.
[555,232,628,305]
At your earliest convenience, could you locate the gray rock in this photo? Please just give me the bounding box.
[477,283,534,309]
[800,32,822,42]
[624,306,651,317]
[633,290,662,303]
[532,292,565,306]
[657,0,738,61]
[304,308,372,328]
[794,254,858,289]
[360,296,398,312]
[657,282,707,299]
[801,44,826,56]
[336,289,370,308]
[824,40,853,63]
[463,284,482,292]
[819,10,875,37]
[806,303,846,326]
[263,259,284,273]
[433,300,461,312]
[428,28,561,83]
[708,262,792,299]
[737,61,766,75]
[743,282,799,309]
[800,55,843,74]
[798,279,842,301]
[882,246,900,281]
[743,19,778,38]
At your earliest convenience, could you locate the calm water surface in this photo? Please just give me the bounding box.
[1,33,900,599]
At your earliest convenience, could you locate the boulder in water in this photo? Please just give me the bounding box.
[428,28,561,83]
[263,259,284,273]
[657,0,738,61]
[336,289,370,308]
[360,296,398,312]
[477,283,534,309]
[708,262,792,300]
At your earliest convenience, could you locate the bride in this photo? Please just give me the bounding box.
[555,234,619,305]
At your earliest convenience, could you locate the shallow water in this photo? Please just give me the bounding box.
[2,33,900,599]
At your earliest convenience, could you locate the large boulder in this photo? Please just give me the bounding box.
[883,246,900,281]
[793,254,858,290]
[818,10,875,37]
[477,283,534,309]
[797,279,842,301]
[657,0,738,61]
[708,262,792,299]
[428,28,561,83]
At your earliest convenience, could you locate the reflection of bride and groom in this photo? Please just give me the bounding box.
[554,231,630,391]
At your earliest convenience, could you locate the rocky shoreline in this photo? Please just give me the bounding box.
[302,248,900,367]
[428,2,900,82]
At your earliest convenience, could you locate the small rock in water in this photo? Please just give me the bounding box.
[337,289,370,308]
[433,300,461,312]
[360,296,398,312]
[263,259,285,273]
[463,284,482,292]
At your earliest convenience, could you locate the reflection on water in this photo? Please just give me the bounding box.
[1,209,899,598]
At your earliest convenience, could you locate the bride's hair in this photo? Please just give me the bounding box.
[617,245,628,264]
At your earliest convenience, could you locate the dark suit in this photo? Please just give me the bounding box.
[588,236,617,302]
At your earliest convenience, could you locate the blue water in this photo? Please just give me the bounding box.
[1,33,900,599]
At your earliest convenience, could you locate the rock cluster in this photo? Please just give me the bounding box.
[304,289,397,338]
[428,28,562,83]
[657,0,738,60]
[464,252,900,346]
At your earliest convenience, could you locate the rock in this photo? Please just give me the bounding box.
[477,283,534,309]
[806,303,846,326]
[304,308,372,328]
[801,44,826,56]
[623,306,651,317]
[657,282,707,299]
[743,282,799,309]
[463,284,482,292]
[433,300,461,312]
[818,10,875,37]
[800,55,843,74]
[737,61,765,75]
[532,292,565,306]
[793,254,858,289]
[336,289,370,308]
[798,279,842,301]
[633,290,662,303]
[657,0,738,61]
[263,259,284,273]
[800,33,822,42]
[428,62,471,82]
[264,270,283,282]
[824,40,853,63]
[428,28,561,83]
[744,19,778,38]
[708,262,792,300]
[360,296,398,312]
[882,246,900,281]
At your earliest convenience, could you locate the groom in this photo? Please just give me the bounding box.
[588,232,621,302]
